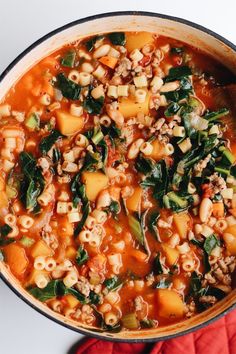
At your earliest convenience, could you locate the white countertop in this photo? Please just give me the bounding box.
[1,1,236,353]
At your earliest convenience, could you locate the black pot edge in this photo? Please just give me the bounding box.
[1,10,236,343]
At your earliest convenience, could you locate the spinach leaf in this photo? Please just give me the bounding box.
[73,184,90,236]
[204,108,229,122]
[92,307,122,332]
[85,35,104,51]
[147,211,160,241]
[108,32,126,46]
[153,253,163,275]
[83,88,104,115]
[57,281,87,303]
[191,239,211,273]
[0,224,14,246]
[89,291,100,305]
[170,47,184,54]
[205,287,225,300]
[39,129,64,155]
[61,50,76,67]
[141,160,168,204]
[164,102,180,117]
[29,280,59,302]
[135,155,154,174]
[81,151,101,173]
[203,234,220,255]
[165,66,192,82]
[140,319,155,328]
[153,278,171,289]
[56,73,81,100]
[188,271,206,298]
[101,123,121,146]
[103,276,123,292]
[128,213,148,252]
[19,152,45,210]
[105,200,120,219]
[163,78,192,104]
[76,245,89,266]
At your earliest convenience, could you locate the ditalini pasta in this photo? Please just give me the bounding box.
[0,31,236,333]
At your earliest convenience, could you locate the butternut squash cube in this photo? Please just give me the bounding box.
[57,216,74,237]
[126,187,143,212]
[150,139,164,161]
[4,244,29,278]
[99,56,118,69]
[27,269,49,286]
[31,240,54,258]
[119,93,150,118]
[162,244,179,266]
[126,32,154,52]
[64,294,80,309]
[0,175,5,191]
[82,171,109,201]
[173,212,191,239]
[156,289,185,319]
[223,226,236,255]
[66,246,77,259]
[56,110,84,135]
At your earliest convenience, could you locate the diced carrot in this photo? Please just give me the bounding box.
[99,56,118,69]
[212,202,225,218]
[4,244,29,278]
[130,249,147,262]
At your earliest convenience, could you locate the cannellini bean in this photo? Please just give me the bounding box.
[106,104,124,126]
[96,190,111,209]
[127,138,144,159]
[93,44,111,58]
[199,198,213,223]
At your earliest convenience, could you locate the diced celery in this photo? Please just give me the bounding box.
[122,313,139,329]
[25,113,40,130]
[167,191,188,208]
[20,236,35,247]
[215,166,230,176]
[222,149,235,166]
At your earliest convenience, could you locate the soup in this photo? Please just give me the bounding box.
[0,31,236,332]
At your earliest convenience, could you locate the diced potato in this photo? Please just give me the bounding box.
[119,93,150,118]
[31,240,54,258]
[173,213,191,239]
[82,171,109,201]
[156,289,185,319]
[150,139,164,161]
[99,56,118,69]
[64,294,80,309]
[56,110,84,135]
[4,244,29,277]
[126,187,143,212]
[126,32,154,52]
[162,244,179,266]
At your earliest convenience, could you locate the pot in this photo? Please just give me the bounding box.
[1,11,236,342]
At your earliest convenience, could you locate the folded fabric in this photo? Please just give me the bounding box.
[76,309,236,354]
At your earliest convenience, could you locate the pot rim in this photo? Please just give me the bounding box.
[1,10,236,343]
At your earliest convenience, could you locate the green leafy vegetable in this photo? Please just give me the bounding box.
[203,234,220,255]
[105,200,120,219]
[73,185,90,236]
[29,280,59,302]
[153,253,163,275]
[140,318,155,328]
[57,281,87,303]
[108,32,126,46]
[89,291,100,305]
[85,35,104,51]
[61,50,76,67]
[188,271,206,298]
[153,278,171,289]
[0,224,14,246]
[39,129,64,155]
[25,113,40,130]
[204,108,229,122]
[19,152,45,210]
[56,73,81,100]
[165,66,192,82]
[135,155,154,174]
[92,307,122,332]
[191,239,211,273]
[170,47,184,54]
[164,102,180,117]
[128,214,147,252]
[83,92,104,115]
[147,211,160,241]
[91,126,104,145]
[103,276,123,292]
[76,245,89,266]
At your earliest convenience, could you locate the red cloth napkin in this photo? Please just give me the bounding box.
[76,309,236,354]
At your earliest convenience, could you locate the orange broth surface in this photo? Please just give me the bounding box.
[0,31,236,332]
